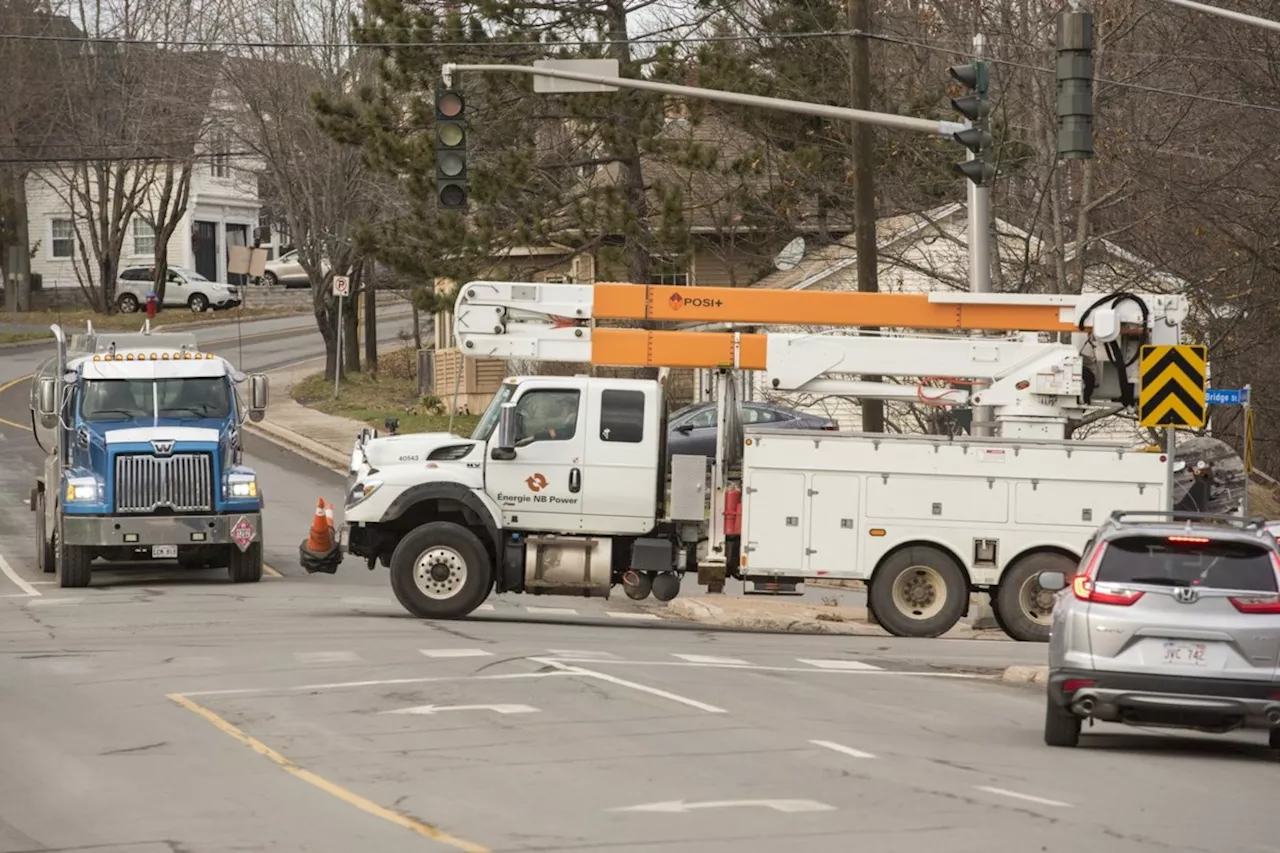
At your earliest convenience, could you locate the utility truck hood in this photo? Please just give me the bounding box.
[360,432,482,470]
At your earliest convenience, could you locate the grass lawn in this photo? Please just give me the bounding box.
[2,304,308,333]
[293,347,482,437]
[0,331,47,345]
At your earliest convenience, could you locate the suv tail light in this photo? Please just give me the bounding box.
[1071,543,1145,606]
[1229,595,1280,614]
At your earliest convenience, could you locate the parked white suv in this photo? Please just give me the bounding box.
[116,266,242,313]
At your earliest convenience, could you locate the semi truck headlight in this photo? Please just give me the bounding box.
[226,474,258,499]
[347,479,382,507]
[64,477,99,503]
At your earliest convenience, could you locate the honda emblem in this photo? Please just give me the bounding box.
[1173,586,1199,604]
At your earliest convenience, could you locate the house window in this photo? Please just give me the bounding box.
[50,219,74,258]
[133,219,156,256]
[211,128,231,178]
[599,389,645,443]
[649,257,689,286]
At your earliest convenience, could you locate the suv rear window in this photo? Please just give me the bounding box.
[1097,535,1278,592]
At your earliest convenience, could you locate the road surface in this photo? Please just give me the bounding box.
[0,314,1274,852]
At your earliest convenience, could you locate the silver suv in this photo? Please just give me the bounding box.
[1039,511,1280,752]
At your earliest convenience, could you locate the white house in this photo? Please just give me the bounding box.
[24,47,276,299]
[733,202,1197,445]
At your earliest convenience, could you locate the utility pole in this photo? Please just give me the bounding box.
[849,0,883,433]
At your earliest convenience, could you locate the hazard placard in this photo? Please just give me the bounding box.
[231,516,256,552]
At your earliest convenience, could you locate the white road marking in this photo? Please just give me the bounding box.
[605,611,661,620]
[526,606,578,615]
[340,596,396,607]
[26,597,82,606]
[810,739,877,759]
[538,657,982,679]
[532,657,728,714]
[181,670,572,699]
[295,651,362,665]
[975,786,1072,808]
[672,653,750,666]
[475,603,495,611]
[0,553,39,597]
[418,648,493,659]
[382,703,539,716]
[611,799,835,814]
[30,581,57,585]
[798,658,883,671]
[545,649,621,660]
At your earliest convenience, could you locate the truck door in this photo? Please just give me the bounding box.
[581,385,659,534]
[486,385,587,532]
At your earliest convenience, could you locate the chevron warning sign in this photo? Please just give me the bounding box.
[1138,344,1207,429]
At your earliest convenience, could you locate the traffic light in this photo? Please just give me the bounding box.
[1056,10,1094,160]
[949,60,995,186]
[434,88,467,209]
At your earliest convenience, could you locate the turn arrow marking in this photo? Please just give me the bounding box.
[610,799,836,814]
[381,703,539,716]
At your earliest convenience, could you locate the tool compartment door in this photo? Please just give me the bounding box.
[806,473,860,575]
[743,470,806,572]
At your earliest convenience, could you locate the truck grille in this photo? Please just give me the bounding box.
[114,453,214,514]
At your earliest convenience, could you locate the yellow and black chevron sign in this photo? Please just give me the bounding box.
[1138,344,1207,429]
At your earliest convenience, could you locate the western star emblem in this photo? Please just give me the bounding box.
[526,473,548,492]
[151,440,174,455]
[231,516,255,552]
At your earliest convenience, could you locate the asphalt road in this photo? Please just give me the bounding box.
[1,314,1277,852]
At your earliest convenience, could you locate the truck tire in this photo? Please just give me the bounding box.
[1044,699,1081,747]
[995,552,1073,643]
[56,536,93,588]
[36,494,55,574]
[869,546,967,638]
[228,543,264,583]
[389,522,492,619]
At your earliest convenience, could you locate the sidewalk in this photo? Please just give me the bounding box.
[246,360,372,471]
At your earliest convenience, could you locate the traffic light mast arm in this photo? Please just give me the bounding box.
[441,62,969,139]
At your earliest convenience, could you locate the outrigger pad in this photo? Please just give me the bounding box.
[299,541,343,575]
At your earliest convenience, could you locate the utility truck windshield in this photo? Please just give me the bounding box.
[80,377,232,422]
[470,382,516,441]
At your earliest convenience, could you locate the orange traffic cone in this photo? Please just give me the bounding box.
[324,501,336,534]
[307,497,333,552]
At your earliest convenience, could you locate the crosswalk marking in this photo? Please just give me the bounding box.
[419,648,493,659]
[526,606,579,615]
[295,651,362,665]
[605,611,661,620]
[673,653,751,666]
[797,658,883,671]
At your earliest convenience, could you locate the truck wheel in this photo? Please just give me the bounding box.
[1044,699,1081,747]
[869,546,967,638]
[228,544,264,583]
[1269,728,1280,751]
[56,537,93,588]
[389,522,492,619]
[995,553,1072,643]
[36,494,55,573]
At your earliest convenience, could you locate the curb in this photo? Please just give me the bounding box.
[663,598,885,635]
[1001,665,1049,685]
[245,419,351,472]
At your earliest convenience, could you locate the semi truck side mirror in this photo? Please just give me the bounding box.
[248,374,269,422]
[492,401,518,461]
[36,378,58,428]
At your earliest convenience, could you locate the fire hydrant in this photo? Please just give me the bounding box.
[145,290,158,318]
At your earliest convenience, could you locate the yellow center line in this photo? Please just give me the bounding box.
[263,563,282,578]
[166,693,492,852]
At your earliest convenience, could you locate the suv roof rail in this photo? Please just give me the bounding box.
[1106,510,1268,530]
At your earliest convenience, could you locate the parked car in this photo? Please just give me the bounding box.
[260,249,329,288]
[116,266,241,314]
[666,401,838,462]
[1039,510,1280,754]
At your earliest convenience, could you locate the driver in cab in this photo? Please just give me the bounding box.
[517,396,577,446]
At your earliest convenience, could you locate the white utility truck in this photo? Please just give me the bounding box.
[330,282,1187,641]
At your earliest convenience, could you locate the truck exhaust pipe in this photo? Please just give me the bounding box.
[1265,707,1280,726]
[1072,697,1096,716]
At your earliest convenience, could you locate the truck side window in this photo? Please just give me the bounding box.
[514,389,580,446]
[599,389,644,443]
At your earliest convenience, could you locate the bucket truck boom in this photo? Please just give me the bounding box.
[327,281,1188,644]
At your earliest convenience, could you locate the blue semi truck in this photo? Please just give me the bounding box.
[28,322,271,587]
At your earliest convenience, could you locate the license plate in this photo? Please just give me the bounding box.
[1162,641,1208,666]
[151,545,178,559]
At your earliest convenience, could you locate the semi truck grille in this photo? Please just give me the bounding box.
[114,453,214,514]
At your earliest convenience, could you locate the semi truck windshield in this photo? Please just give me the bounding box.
[80,377,232,422]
